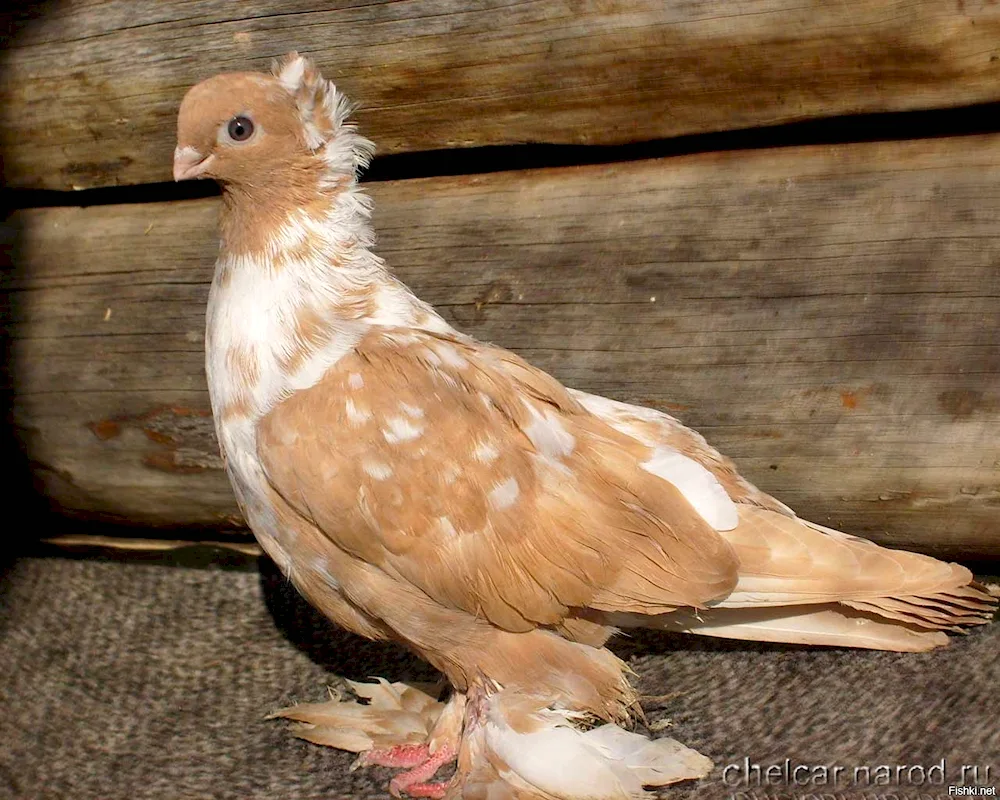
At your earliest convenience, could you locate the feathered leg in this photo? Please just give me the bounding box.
[270,680,462,797]
[452,682,712,800]
[358,692,465,798]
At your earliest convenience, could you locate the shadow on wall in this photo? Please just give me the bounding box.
[0,205,56,554]
[0,2,65,552]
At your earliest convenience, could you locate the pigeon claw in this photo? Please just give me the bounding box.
[359,743,435,770]
[386,743,457,798]
[397,781,450,799]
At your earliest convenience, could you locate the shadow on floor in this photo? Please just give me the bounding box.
[255,552,827,690]
[258,555,440,684]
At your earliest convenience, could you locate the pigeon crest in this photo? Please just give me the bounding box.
[273,51,375,181]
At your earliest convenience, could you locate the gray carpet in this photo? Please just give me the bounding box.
[1,555,997,800]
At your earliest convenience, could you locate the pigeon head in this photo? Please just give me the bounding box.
[174,52,374,191]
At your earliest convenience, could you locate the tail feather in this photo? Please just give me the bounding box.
[841,599,967,632]
[719,507,978,606]
[605,505,996,652]
[670,504,998,649]
[933,583,1000,609]
[635,604,951,651]
[892,589,996,615]
[843,584,996,632]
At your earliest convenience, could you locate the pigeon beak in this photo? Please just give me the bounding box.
[173,146,215,181]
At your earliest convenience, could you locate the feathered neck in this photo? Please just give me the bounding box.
[217,160,376,267]
[206,169,386,429]
[204,53,448,427]
[216,52,379,270]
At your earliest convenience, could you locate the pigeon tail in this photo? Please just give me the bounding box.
[610,511,997,651]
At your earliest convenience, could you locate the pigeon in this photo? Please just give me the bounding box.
[174,53,997,799]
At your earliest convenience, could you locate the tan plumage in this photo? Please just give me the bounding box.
[175,52,997,799]
[270,680,446,752]
[258,327,739,632]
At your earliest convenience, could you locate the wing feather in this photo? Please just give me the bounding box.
[257,328,740,634]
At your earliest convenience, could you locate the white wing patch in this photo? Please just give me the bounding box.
[383,416,424,444]
[524,403,576,459]
[641,447,739,531]
[488,477,520,510]
[572,391,740,532]
[435,342,470,369]
[362,459,393,481]
[346,398,373,425]
[473,440,500,464]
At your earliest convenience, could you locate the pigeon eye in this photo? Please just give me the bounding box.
[227,115,254,142]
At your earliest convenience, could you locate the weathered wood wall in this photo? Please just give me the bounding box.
[7,136,999,558]
[3,0,1000,189]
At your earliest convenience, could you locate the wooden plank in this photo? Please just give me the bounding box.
[4,1,1000,190]
[4,135,1000,558]
[41,534,261,556]
[34,534,263,568]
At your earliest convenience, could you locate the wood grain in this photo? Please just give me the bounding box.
[4,0,1000,190]
[4,135,999,557]
[41,534,261,556]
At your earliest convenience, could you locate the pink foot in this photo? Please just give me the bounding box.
[402,781,450,799]
[357,743,433,770]
[388,743,457,798]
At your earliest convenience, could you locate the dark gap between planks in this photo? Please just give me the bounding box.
[4,100,1000,212]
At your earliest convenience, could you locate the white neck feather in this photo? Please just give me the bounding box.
[205,182,452,439]
[200,53,455,565]
[207,52,455,435]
